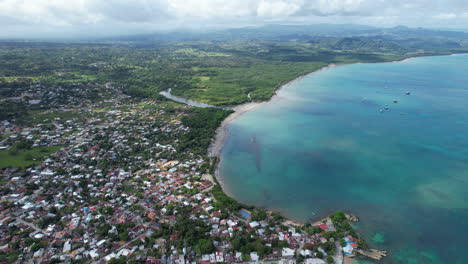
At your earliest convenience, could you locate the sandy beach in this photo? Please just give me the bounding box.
[157,54,461,263]
[207,102,263,157]
[165,55,425,192]
[207,65,335,191]
[207,102,264,194]
[207,68,322,158]
[192,55,425,161]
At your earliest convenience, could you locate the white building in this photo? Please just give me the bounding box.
[250,252,259,262]
[282,248,295,257]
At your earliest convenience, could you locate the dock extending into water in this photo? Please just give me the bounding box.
[357,249,387,260]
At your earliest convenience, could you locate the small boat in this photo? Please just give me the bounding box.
[393,100,398,103]
[406,92,411,95]
[384,106,389,110]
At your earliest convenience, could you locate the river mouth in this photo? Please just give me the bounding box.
[159,88,218,108]
[218,54,468,264]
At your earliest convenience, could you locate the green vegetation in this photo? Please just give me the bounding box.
[331,211,368,249]
[2,30,466,110]
[0,100,28,120]
[2,25,462,263]
[0,145,61,169]
[231,234,273,259]
[211,185,245,212]
[0,250,20,263]
[175,48,231,57]
[179,108,233,155]
[149,206,213,252]
[180,61,325,104]
[32,111,83,123]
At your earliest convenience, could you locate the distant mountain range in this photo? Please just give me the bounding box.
[106,24,468,42]
[2,24,467,52]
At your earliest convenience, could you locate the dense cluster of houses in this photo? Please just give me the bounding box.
[1,95,359,264]
[1,81,115,109]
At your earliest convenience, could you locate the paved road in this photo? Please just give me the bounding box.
[15,218,43,233]
[92,229,148,263]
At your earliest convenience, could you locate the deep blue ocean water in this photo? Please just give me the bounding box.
[219,54,468,264]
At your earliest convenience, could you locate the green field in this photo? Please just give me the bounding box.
[14,110,84,126]
[0,146,62,169]
[175,48,231,57]
[1,37,466,107]
[176,61,326,105]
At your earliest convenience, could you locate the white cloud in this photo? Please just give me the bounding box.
[0,0,91,25]
[169,0,257,18]
[433,13,457,20]
[315,0,366,15]
[257,0,302,17]
[1,0,468,37]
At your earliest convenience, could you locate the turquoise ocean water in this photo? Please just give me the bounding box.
[219,54,468,264]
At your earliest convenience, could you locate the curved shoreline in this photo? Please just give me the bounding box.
[206,53,468,164]
[205,58,406,193]
[207,65,334,196]
[157,53,467,263]
[160,53,466,197]
[207,66,328,157]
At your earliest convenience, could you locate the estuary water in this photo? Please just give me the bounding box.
[160,88,217,108]
[219,54,468,264]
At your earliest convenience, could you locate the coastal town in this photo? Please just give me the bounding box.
[3,5,468,262]
[0,80,382,264]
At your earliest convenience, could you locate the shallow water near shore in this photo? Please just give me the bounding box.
[219,54,468,264]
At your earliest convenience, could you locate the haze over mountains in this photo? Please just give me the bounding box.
[2,0,468,38]
[89,24,467,54]
[108,24,468,41]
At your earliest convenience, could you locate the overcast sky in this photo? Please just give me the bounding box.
[1,0,468,38]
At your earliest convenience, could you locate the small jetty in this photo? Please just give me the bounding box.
[357,249,387,261]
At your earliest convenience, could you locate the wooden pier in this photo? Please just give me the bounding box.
[357,249,387,260]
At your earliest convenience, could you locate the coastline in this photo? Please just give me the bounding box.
[156,54,468,262]
[206,52,466,163]
[207,69,322,194]
[205,52,460,213]
[163,52,466,206]
[207,60,396,193]
[208,65,329,157]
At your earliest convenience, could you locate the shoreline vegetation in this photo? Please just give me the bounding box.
[195,52,466,159]
[2,32,468,262]
[208,170,386,262]
[160,53,465,262]
[204,52,468,171]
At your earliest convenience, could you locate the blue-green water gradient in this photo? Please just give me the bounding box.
[219,54,468,264]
